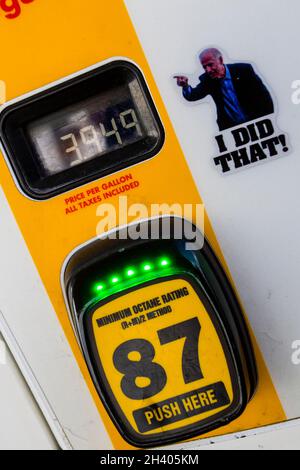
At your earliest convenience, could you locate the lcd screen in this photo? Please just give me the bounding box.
[27,78,158,176]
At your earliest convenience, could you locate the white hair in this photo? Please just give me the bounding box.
[200,48,223,61]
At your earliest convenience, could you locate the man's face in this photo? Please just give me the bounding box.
[201,53,225,79]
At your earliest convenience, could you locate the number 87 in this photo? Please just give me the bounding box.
[113,318,203,400]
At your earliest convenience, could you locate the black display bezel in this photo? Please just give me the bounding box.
[0,61,165,200]
[63,223,258,448]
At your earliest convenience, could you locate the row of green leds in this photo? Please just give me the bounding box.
[93,257,172,294]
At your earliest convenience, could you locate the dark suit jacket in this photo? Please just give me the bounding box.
[183,63,274,130]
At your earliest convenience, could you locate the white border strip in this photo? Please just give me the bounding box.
[167,417,300,450]
[0,311,73,450]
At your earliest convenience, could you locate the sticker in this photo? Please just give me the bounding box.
[174,47,291,174]
[84,276,240,446]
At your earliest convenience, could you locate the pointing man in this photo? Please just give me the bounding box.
[175,48,274,131]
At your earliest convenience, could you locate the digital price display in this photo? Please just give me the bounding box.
[65,238,257,448]
[0,61,164,199]
[28,83,154,176]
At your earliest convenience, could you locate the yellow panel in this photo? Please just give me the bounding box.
[0,0,286,449]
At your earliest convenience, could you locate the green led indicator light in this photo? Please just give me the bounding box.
[126,269,136,277]
[92,257,173,297]
[143,264,152,272]
[160,258,171,267]
[159,258,171,268]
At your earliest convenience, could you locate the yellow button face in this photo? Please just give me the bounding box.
[86,276,238,445]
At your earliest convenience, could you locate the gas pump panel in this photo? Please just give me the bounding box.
[0,0,293,450]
